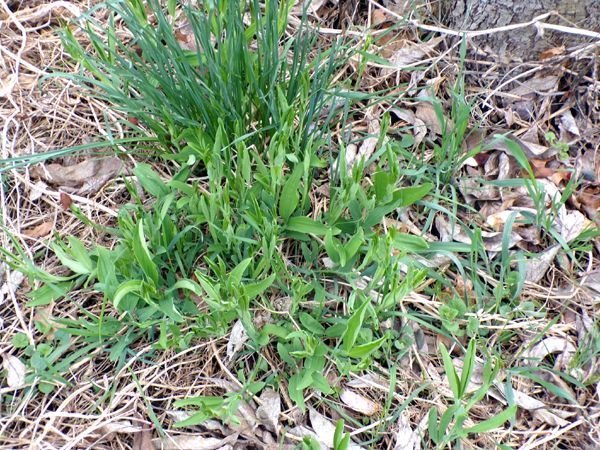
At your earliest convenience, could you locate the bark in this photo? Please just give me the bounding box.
[445,0,600,61]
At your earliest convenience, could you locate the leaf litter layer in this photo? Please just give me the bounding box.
[0,0,599,449]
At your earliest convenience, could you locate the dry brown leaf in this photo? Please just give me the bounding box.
[388,37,443,68]
[2,354,26,388]
[133,429,153,450]
[524,245,560,283]
[509,74,560,98]
[340,389,381,416]
[493,383,569,427]
[152,433,238,450]
[32,157,122,194]
[0,73,17,98]
[390,108,426,146]
[99,420,143,435]
[436,215,522,252]
[371,9,388,26]
[256,388,281,432]
[309,408,336,448]
[346,373,388,389]
[60,191,73,209]
[0,268,25,304]
[415,101,449,136]
[22,221,54,238]
[521,336,576,369]
[29,180,47,201]
[394,412,420,450]
[226,320,248,363]
[539,45,565,60]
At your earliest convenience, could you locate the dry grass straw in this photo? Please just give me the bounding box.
[0,0,599,448]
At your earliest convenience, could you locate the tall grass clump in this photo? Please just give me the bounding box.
[61,0,346,161]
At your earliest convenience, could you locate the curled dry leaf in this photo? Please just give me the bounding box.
[100,420,143,435]
[390,108,426,146]
[509,74,560,98]
[387,37,443,69]
[521,336,576,370]
[2,354,26,388]
[414,101,450,136]
[32,157,122,195]
[524,245,560,283]
[226,320,249,363]
[346,373,388,389]
[493,383,570,427]
[256,388,281,432]
[309,408,336,448]
[132,428,153,450]
[0,268,25,303]
[60,191,73,210]
[340,389,381,416]
[435,215,522,252]
[394,412,420,450]
[22,221,54,238]
[152,433,238,450]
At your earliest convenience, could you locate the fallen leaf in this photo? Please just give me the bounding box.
[415,101,449,136]
[226,320,248,362]
[346,373,388,389]
[100,420,143,435]
[371,9,388,26]
[509,74,559,98]
[524,245,560,283]
[23,221,54,238]
[152,433,238,450]
[521,336,576,370]
[388,37,443,68]
[60,191,73,209]
[29,180,47,201]
[390,108,426,146]
[256,388,281,432]
[539,45,565,60]
[493,383,570,426]
[133,429,153,450]
[309,408,336,448]
[32,157,122,194]
[3,354,26,388]
[394,412,420,450]
[0,267,25,303]
[340,389,381,416]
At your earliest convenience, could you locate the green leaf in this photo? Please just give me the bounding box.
[133,163,169,198]
[27,281,74,307]
[344,228,364,261]
[245,273,276,298]
[373,171,391,202]
[230,257,252,287]
[113,279,143,310]
[52,243,92,275]
[11,332,29,349]
[66,237,94,273]
[465,405,517,434]
[347,334,387,358]
[166,279,203,296]
[392,183,433,207]
[279,166,302,220]
[324,229,341,264]
[286,216,331,235]
[439,343,460,399]
[459,338,476,398]
[392,232,430,252]
[132,220,159,285]
[342,297,370,353]
[299,312,326,335]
